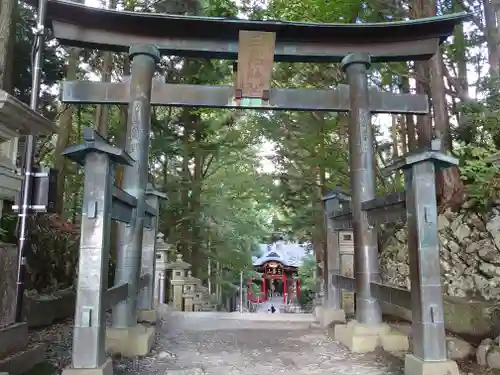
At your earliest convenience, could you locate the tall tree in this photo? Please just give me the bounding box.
[53,0,85,214]
[0,0,16,92]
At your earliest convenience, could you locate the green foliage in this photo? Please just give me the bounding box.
[265,0,363,22]
[9,215,80,293]
[0,213,16,242]
[456,77,500,148]
[14,1,65,113]
[251,282,261,296]
[155,105,274,283]
[297,254,316,308]
[455,144,500,209]
[298,254,316,292]
[244,270,263,279]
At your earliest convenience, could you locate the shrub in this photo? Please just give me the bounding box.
[455,144,500,209]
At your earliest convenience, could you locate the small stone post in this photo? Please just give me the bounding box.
[154,233,173,305]
[166,254,191,310]
[195,285,211,311]
[193,291,203,312]
[182,271,199,312]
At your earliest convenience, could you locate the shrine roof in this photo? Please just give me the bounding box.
[253,242,307,268]
[32,0,470,62]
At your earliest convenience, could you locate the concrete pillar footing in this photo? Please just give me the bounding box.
[61,358,113,375]
[105,324,155,357]
[404,354,459,375]
[334,320,409,353]
[137,309,157,324]
[314,306,346,327]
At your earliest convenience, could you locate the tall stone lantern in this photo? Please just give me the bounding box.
[154,232,173,305]
[165,253,191,310]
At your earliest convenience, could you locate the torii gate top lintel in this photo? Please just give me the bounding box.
[33,0,468,63]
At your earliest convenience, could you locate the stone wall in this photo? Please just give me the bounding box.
[0,243,17,328]
[379,202,500,301]
[0,242,76,329]
[24,289,75,328]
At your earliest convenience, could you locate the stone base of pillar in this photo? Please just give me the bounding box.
[105,324,155,357]
[314,306,346,327]
[404,354,459,375]
[61,358,113,375]
[137,309,157,324]
[334,320,409,353]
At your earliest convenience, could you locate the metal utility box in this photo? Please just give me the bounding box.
[14,166,58,213]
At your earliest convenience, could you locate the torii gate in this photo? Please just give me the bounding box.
[30,1,467,375]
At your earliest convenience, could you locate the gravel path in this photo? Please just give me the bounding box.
[28,317,74,374]
[27,312,404,375]
[116,312,404,375]
[26,311,484,375]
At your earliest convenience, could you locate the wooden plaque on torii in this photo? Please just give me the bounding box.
[235,30,276,100]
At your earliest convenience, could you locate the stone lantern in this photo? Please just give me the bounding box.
[165,253,191,311]
[0,90,56,216]
[193,290,203,312]
[182,271,200,312]
[154,232,173,305]
[195,284,209,311]
[192,283,203,312]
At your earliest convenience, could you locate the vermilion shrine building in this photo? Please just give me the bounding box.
[249,241,305,303]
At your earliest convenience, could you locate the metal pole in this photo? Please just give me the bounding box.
[216,261,220,301]
[158,273,165,304]
[14,0,47,323]
[112,45,160,328]
[208,257,212,295]
[341,53,382,326]
[239,271,243,313]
